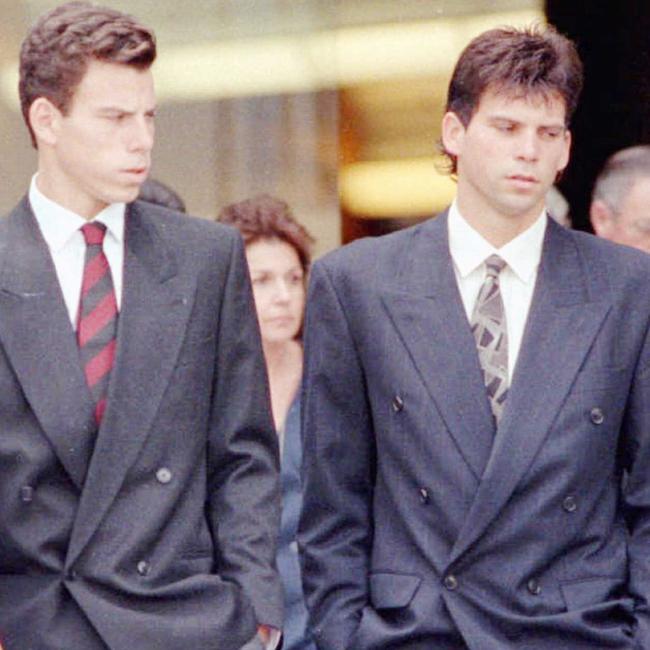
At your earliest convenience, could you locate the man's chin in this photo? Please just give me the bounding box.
[499,195,546,221]
[106,184,143,205]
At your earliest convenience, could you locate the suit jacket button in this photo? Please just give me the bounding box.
[392,395,404,413]
[156,467,172,484]
[137,560,151,576]
[527,579,542,595]
[589,407,604,425]
[419,487,430,504]
[20,485,34,503]
[562,495,577,513]
[443,574,458,591]
[65,567,78,581]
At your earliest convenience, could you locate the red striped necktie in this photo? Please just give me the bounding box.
[77,222,118,425]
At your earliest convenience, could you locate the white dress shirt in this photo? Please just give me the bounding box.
[448,200,547,381]
[29,175,125,329]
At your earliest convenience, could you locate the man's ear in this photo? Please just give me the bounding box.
[28,97,61,147]
[590,199,614,237]
[441,111,466,159]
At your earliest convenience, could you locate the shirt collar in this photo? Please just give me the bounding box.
[29,174,126,252]
[448,199,547,284]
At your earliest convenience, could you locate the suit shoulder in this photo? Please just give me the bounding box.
[315,219,427,277]
[132,200,240,250]
[569,228,650,277]
[566,228,650,301]
[0,196,30,241]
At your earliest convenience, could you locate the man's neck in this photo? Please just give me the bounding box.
[35,167,105,221]
[456,196,544,248]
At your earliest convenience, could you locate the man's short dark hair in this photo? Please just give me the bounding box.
[19,1,156,148]
[442,24,583,174]
[592,145,650,216]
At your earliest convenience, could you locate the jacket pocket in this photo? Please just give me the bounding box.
[181,547,213,560]
[369,572,421,610]
[560,575,627,610]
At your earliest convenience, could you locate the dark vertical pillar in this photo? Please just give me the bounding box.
[545,2,650,231]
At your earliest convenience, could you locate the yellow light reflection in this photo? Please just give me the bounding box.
[0,9,543,106]
[340,158,457,218]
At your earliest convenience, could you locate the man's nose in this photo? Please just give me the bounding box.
[517,131,540,161]
[128,116,154,152]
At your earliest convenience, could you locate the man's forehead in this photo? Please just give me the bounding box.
[623,175,650,210]
[72,61,155,106]
[477,84,567,120]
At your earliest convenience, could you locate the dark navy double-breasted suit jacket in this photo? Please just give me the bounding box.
[0,198,282,649]
[299,212,650,650]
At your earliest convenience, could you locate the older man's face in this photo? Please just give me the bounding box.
[593,177,650,253]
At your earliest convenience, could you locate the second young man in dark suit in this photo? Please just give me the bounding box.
[300,25,650,649]
[0,3,282,649]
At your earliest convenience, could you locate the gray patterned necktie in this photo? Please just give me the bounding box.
[470,254,508,422]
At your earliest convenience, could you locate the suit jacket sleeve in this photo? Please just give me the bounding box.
[622,317,650,646]
[299,260,375,650]
[206,232,283,628]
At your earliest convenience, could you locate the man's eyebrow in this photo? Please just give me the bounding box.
[487,116,519,124]
[488,115,566,129]
[95,106,133,114]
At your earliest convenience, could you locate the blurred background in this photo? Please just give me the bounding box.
[0,1,648,257]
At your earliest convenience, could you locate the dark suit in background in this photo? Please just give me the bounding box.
[0,199,282,649]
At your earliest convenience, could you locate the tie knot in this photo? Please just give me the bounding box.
[80,222,107,246]
[485,254,506,278]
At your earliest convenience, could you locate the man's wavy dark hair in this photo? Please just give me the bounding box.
[20,1,156,148]
[441,24,583,175]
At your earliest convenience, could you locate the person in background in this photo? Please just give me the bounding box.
[0,3,282,648]
[219,195,317,650]
[138,177,186,212]
[590,145,650,252]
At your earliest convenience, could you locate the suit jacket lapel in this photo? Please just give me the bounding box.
[381,212,495,481]
[447,220,612,566]
[0,198,95,489]
[67,202,195,565]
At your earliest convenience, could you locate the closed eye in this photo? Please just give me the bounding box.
[540,127,564,140]
[492,120,517,133]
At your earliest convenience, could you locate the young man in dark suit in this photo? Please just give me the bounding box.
[300,25,650,649]
[0,3,281,648]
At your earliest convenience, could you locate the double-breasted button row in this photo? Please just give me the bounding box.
[65,567,78,581]
[20,485,34,503]
[527,578,542,595]
[137,560,151,576]
[562,495,577,513]
[443,574,542,596]
[156,467,172,484]
[589,407,604,425]
[392,395,404,413]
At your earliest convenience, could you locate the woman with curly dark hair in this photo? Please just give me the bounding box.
[219,195,316,650]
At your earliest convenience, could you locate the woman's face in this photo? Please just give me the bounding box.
[246,238,306,345]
